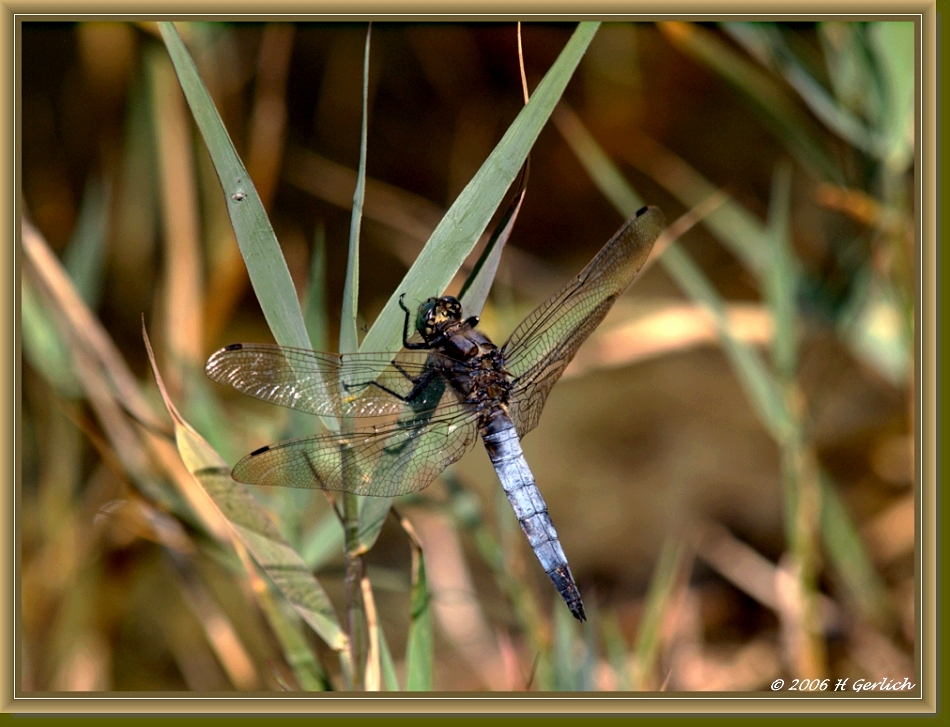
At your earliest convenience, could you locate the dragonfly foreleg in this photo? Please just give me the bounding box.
[398,293,429,350]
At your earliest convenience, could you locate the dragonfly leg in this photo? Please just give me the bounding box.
[390,359,419,383]
[398,293,429,350]
[341,366,438,405]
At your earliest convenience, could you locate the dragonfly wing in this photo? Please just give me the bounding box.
[206,344,463,419]
[232,408,480,497]
[503,206,664,436]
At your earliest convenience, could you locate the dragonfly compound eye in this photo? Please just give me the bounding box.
[415,298,441,339]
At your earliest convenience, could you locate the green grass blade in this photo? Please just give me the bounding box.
[145,335,349,656]
[552,600,579,690]
[765,161,797,378]
[21,274,81,397]
[340,24,371,355]
[255,587,331,691]
[404,524,433,690]
[356,496,392,552]
[303,221,330,353]
[818,22,878,118]
[457,169,527,317]
[867,21,915,172]
[631,535,686,690]
[552,106,644,217]
[159,22,310,351]
[819,472,894,627]
[377,623,400,691]
[300,511,345,571]
[664,241,793,440]
[600,610,631,691]
[581,612,597,691]
[358,22,600,358]
[62,176,111,309]
[722,23,882,157]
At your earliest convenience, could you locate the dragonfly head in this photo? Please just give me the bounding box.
[416,296,463,344]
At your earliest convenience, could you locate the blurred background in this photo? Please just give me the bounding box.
[20,21,916,692]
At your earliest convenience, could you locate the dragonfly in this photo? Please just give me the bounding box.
[206,205,665,622]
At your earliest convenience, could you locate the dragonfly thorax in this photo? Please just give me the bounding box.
[415,296,464,346]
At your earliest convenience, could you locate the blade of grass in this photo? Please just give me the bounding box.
[722,23,883,158]
[159,22,310,352]
[144,328,350,661]
[552,598,579,690]
[766,162,827,678]
[340,25,373,688]
[21,274,81,397]
[662,242,794,441]
[302,221,330,354]
[867,21,915,173]
[378,622,400,691]
[630,535,687,690]
[400,514,432,691]
[818,474,894,627]
[600,609,631,691]
[284,147,444,243]
[62,176,110,309]
[581,608,597,691]
[818,22,881,122]
[458,164,528,317]
[340,24,371,355]
[766,162,798,379]
[235,549,331,691]
[299,511,346,570]
[490,477,551,688]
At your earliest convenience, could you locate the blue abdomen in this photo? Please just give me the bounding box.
[480,412,586,621]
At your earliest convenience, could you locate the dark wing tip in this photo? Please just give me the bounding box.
[225,343,244,351]
[249,445,271,456]
[630,205,665,237]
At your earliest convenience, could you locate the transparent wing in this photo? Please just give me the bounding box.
[206,343,468,420]
[504,206,664,436]
[231,407,480,497]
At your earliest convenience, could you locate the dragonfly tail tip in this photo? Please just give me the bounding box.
[571,602,587,622]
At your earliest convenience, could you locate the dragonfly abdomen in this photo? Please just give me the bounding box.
[480,412,586,622]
